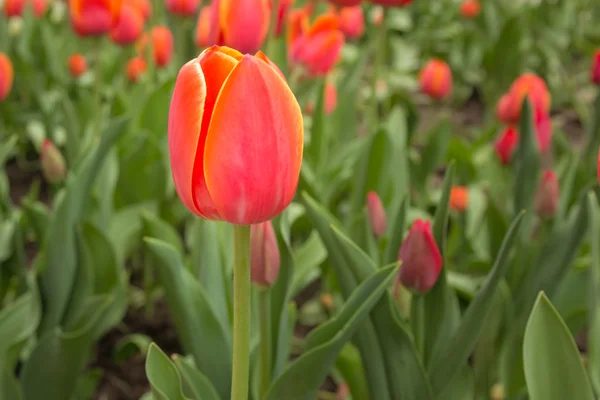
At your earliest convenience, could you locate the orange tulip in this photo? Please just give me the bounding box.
[129,0,151,20]
[286,8,309,48]
[459,0,480,18]
[289,13,345,76]
[449,186,469,212]
[69,0,121,36]
[168,46,303,225]
[126,56,147,81]
[68,53,88,78]
[337,5,364,39]
[195,5,222,48]
[325,81,337,115]
[110,2,144,45]
[419,59,452,100]
[138,26,174,67]
[0,53,14,101]
[165,0,199,16]
[219,0,270,54]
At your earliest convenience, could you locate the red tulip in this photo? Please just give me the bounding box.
[0,53,14,101]
[450,186,469,212]
[126,56,147,82]
[337,5,364,39]
[168,46,303,224]
[459,0,480,18]
[219,0,270,54]
[139,26,174,67]
[591,50,600,85]
[370,0,412,6]
[68,53,88,78]
[534,107,552,154]
[69,0,121,36]
[289,13,345,76]
[250,221,280,287]
[494,126,518,165]
[275,0,294,37]
[110,2,144,45]
[4,0,47,17]
[534,170,559,218]
[327,0,361,6]
[286,8,309,47]
[397,219,442,293]
[325,81,337,115]
[499,73,551,124]
[496,93,513,124]
[165,0,199,16]
[419,59,452,100]
[40,139,67,184]
[366,191,387,238]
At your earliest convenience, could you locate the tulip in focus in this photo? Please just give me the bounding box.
[459,0,480,18]
[250,221,280,287]
[165,0,199,17]
[0,53,14,101]
[126,56,147,82]
[371,0,412,6]
[289,13,345,76]
[419,59,452,100]
[591,50,600,85]
[68,53,88,78]
[168,46,303,225]
[69,0,121,36]
[110,2,144,45]
[534,170,559,218]
[494,126,518,165]
[337,5,364,39]
[40,139,67,184]
[219,0,270,54]
[367,191,387,238]
[450,186,469,212]
[397,219,442,293]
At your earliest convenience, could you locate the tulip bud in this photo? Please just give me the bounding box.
[325,81,337,115]
[220,0,270,54]
[4,0,24,17]
[8,17,23,37]
[40,139,67,184]
[397,219,442,293]
[494,126,518,165]
[69,0,120,37]
[534,107,552,154]
[126,56,147,82]
[534,170,559,218]
[338,5,364,40]
[110,2,144,45]
[143,26,173,67]
[591,50,600,85]
[459,0,480,18]
[337,382,350,400]
[320,293,335,312]
[68,53,88,78]
[366,191,387,238]
[250,221,280,287]
[450,186,468,212]
[0,53,14,101]
[419,59,452,100]
[32,0,47,17]
[50,0,66,23]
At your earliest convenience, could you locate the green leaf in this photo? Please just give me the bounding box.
[383,196,408,265]
[145,343,190,400]
[335,344,370,400]
[264,266,397,400]
[137,79,176,138]
[427,212,525,395]
[523,293,594,400]
[114,334,152,363]
[513,100,540,214]
[145,238,232,399]
[309,79,328,172]
[142,213,184,253]
[588,192,600,392]
[173,356,221,400]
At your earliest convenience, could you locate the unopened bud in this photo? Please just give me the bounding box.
[450,186,468,212]
[337,382,350,400]
[40,139,66,184]
[534,170,559,218]
[366,191,387,239]
[8,17,23,37]
[250,221,280,288]
[320,293,334,312]
[397,219,442,293]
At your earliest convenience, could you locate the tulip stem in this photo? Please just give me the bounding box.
[258,289,272,398]
[267,0,280,58]
[232,225,251,400]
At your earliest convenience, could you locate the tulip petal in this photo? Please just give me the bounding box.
[255,50,286,81]
[220,0,269,54]
[204,55,303,225]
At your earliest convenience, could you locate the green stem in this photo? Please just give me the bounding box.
[231,225,251,400]
[369,9,387,132]
[258,289,272,399]
[267,0,280,57]
[94,37,102,137]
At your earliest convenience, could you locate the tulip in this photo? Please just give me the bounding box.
[494,126,518,165]
[328,0,361,6]
[337,5,364,40]
[250,221,280,287]
[168,46,303,224]
[591,50,600,85]
[165,0,199,16]
[68,53,88,78]
[129,0,151,20]
[289,13,345,76]
[110,2,144,45]
[534,170,559,218]
[40,139,67,184]
[8,17,23,37]
[459,0,480,18]
[366,191,387,238]
[217,0,270,54]
[195,6,216,48]
[534,107,552,154]
[419,59,452,100]
[320,293,335,311]
[139,26,174,67]
[4,0,47,17]
[0,53,14,101]
[275,0,294,37]
[397,219,442,293]
[496,93,513,124]
[450,186,469,212]
[370,0,412,6]
[500,73,551,124]
[325,81,338,115]
[286,8,309,47]
[69,0,121,36]
[126,56,147,82]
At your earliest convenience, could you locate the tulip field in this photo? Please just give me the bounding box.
[3,0,600,399]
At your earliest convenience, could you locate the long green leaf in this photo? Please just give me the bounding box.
[173,356,221,400]
[146,344,190,400]
[588,192,600,392]
[513,99,540,214]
